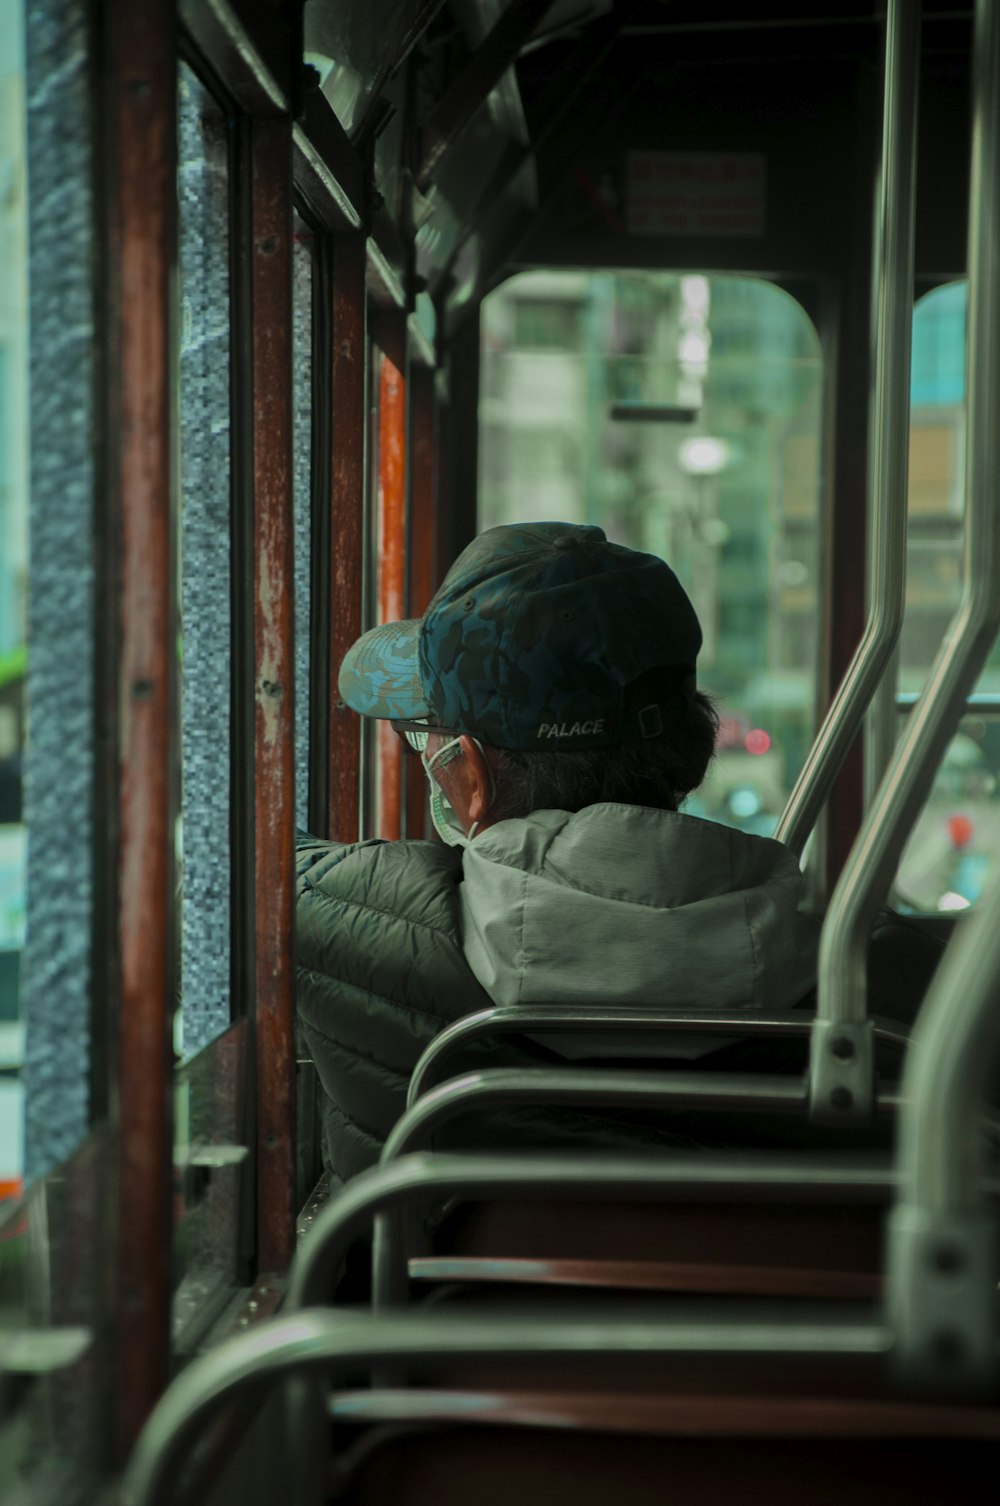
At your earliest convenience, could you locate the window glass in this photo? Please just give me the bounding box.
[172,1020,248,1350]
[0,0,27,1199]
[0,1127,112,1499]
[177,64,233,1055]
[897,281,1000,912]
[480,271,823,836]
[304,0,428,135]
[20,0,98,1185]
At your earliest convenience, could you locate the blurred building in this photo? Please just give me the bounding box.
[480,268,823,829]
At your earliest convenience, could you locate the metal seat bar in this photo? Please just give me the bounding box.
[407,1006,912,1107]
[375,1070,896,1304]
[887,858,1000,1389]
[392,1065,900,1167]
[287,1149,897,1309]
[122,1306,891,1506]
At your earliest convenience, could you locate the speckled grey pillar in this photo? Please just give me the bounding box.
[22,0,96,1182]
[177,64,232,1057]
[293,231,313,830]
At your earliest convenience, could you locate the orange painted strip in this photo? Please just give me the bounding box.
[406,365,438,840]
[376,313,407,840]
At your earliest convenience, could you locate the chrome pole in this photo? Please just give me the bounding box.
[886,867,1000,1391]
[888,0,1000,1397]
[775,0,920,857]
[811,0,1000,1123]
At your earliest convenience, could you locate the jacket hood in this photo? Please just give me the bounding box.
[459,804,819,1012]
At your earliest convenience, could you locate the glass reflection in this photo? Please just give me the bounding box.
[1,0,28,1198]
[304,0,426,135]
[177,63,233,1057]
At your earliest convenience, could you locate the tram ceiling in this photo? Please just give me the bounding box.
[296,0,973,314]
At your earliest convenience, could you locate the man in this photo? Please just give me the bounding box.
[296,521,819,1186]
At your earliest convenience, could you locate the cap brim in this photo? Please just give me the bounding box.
[337,619,430,721]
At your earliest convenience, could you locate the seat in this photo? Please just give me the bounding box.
[368,1054,901,1307]
[122,1302,1000,1506]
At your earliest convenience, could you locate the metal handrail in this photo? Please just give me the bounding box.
[775,0,920,857]
[286,1149,896,1310]
[810,0,1000,1119]
[886,862,1000,1390]
[407,1005,913,1107]
[895,875,1000,1219]
[122,1305,891,1506]
[387,1067,829,1166]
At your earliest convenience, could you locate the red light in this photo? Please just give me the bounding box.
[744,729,771,756]
[946,814,974,849]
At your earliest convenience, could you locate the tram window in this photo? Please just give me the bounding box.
[0,0,27,1199]
[293,213,315,831]
[177,64,234,1057]
[480,270,822,839]
[305,0,423,137]
[896,281,1000,913]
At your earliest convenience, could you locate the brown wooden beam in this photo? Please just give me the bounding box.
[326,235,367,843]
[108,0,177,1462]
[375,309,408,840]
[250,116,296,1274]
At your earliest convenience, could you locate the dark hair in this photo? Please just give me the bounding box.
[491,691,719,818]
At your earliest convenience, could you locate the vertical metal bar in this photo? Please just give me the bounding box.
[250,117,296,1273]
[815,0,1000,1104]
[406,364,438,840]
[326,235,367,843]
[887,876,1000,1389]
[774,0,920,861]
[863,643,900,815]
[110,0,176,1459]
[896,876,1000,1218]
[375,310,407,841]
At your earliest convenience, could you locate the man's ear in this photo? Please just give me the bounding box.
[459,735,493,824]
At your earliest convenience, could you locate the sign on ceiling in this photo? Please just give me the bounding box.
[626,152,767,237]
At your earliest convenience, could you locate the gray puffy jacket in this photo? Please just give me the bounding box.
[296,835,491,1186]
[296,807,823,1186]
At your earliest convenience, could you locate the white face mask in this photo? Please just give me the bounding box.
[422,736,493,847]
